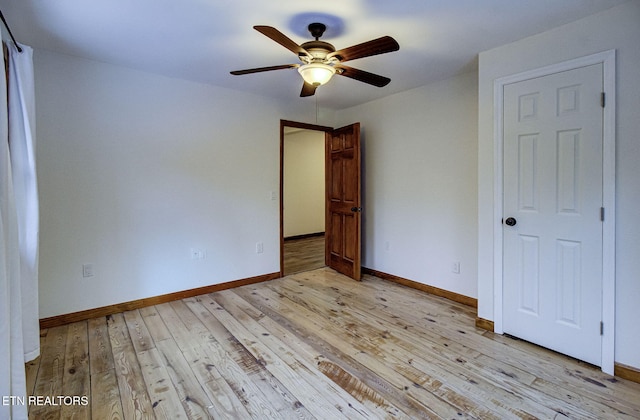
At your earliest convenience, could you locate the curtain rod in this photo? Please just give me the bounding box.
[0,9,22,53]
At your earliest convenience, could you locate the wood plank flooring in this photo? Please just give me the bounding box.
[26,268,640,419]
[283,235,325,276]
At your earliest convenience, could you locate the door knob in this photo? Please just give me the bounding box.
[505,217,517,226]
[351,207,362,212]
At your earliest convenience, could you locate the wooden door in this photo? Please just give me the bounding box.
[326,123,361,280]
[502,64,604,365]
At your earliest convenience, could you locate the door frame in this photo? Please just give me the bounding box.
[279,119,332,277]
[492,50,616,374]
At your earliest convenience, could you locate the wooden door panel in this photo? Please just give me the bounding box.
[343,166,357,204]
[330,161,342,200]
[326,123,361,280]
[344,213,357,261]
[330,213,342,255]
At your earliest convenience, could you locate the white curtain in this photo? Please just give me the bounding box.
[1,37,39,420]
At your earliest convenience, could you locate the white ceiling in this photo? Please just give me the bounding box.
[0,0,629,109]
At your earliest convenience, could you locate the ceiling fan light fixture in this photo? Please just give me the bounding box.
[298,62,336,86]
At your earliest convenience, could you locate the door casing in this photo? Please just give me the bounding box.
[491,50,616,374]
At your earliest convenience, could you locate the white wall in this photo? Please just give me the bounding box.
[477,1,640,369]
[336,71,479,299]
[35,50,322,318]
[283,129,325,238]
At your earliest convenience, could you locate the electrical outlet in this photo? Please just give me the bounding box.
[190,248,206,260]
[82,263,94,278]
[452,261,461,274]
[256,242,264,254]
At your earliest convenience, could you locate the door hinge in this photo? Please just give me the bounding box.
[600,321,604,336]
[600,207,605,222]
[601,92,606,108]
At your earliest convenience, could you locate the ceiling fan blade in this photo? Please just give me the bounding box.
[300,81,317,97]
[328,36,399,63]
[335,65,391,87]
[230,64,299,75]
[254,25,310,58]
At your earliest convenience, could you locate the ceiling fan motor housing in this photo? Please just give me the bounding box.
[300,40,336,63]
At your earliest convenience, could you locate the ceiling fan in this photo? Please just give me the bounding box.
[230,23,400,97]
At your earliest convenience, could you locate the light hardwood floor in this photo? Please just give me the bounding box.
[283,235,325,276]
[27,268,640,419]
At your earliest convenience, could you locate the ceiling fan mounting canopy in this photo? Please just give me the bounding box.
[230,22,399,97]
[308,22,327,40]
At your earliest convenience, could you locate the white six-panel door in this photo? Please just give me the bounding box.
[502,64,604,366]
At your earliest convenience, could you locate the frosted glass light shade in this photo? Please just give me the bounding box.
[298,63,336,86]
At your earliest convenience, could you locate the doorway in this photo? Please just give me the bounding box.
[280,120,363,280]
[280,120,331,276]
